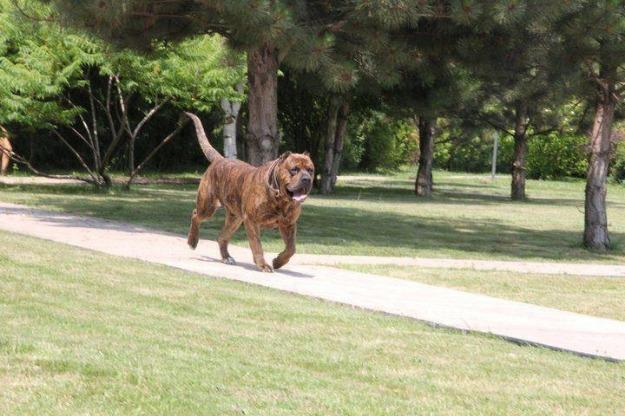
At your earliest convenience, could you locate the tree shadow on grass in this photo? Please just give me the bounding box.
[327,184,595,208]
[297,204,625,262]
[434,181,501,190]
[434,191,590,207]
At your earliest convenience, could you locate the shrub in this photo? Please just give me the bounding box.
[434,130,589,179]
[526,133,588,179]
[344,111,417,171]
[611,141,625,183]
[434,131,514,173]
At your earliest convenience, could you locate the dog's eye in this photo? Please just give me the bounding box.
[306,168,313,174]
[290,167,300,175]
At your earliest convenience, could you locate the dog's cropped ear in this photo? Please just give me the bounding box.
[302,151,310,157]
[279,151,292,162]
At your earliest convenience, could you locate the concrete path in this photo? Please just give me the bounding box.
[0,176,84,185]
[291,254,625,277]
[0,176,199,186]
[1,201,624,361]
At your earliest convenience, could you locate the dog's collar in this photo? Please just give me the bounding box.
[267,159,281,197]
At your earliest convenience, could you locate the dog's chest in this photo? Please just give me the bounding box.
[257,202,301,228]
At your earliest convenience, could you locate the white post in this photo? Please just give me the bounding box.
[491,131,499,180]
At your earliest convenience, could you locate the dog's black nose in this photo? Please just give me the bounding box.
[301,176,311,185]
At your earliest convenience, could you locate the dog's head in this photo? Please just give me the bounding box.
[271,151,314,203]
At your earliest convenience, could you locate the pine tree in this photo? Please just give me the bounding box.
[457,3,573,201]
[331,1,552,197]
[392,62,476,197]
[554,1,625,250]
[369,14,480,197]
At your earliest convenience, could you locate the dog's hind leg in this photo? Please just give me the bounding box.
[218,211,243,264]
[187,196,218,249]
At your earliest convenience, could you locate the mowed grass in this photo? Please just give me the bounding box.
[1,169,625,263]
[1,231,625,415]
[341,265,625,321]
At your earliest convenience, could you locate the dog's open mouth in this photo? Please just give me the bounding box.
[287,188,309,202]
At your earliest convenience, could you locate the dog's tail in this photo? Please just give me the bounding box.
[185,112,223,163]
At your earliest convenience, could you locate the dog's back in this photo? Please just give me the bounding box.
[203,157,258,212]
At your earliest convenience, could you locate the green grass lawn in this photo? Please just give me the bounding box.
[1,230,624,415]
[341,265,625,321]
[1,169,624,263]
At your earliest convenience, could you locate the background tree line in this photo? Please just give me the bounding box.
[1,0,625,250]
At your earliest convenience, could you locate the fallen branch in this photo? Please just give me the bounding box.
[0,147,97,185]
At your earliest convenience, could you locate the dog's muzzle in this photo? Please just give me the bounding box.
[287,177,312,202]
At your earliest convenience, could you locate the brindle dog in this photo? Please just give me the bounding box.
[185,112,314,272]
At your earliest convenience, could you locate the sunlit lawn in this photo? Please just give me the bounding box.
[1,231,624,415]
[1,169,624,263]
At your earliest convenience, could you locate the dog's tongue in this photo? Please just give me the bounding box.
[292,190,308,202]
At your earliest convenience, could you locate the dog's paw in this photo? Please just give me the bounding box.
[272,258,284,270]
[222,256,236,265]
[259,264,274,273]
[187,237,198,250]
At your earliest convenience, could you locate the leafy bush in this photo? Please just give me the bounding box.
[434,130,589,179]
[611,141,625,183]
[526,133,588,179]
[343,111,417,171]
[434,131,514,173]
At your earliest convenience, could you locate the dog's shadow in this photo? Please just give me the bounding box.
[194,255,314,279]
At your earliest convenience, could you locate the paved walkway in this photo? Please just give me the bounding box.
[0,176,199,186]
[292,254,625,277]
[0,176,84,185]
[1,201,624,361]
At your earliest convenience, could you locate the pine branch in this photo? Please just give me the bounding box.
[482,118,513,137]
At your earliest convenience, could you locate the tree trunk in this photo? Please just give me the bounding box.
[128,137,135,176]
[320,96,341,194]
[511,103,528,201]
[584,77,616,250]
[415,116,435,197]
[330,99,350,189]
[246,44,279,165]
[221,84,243,159]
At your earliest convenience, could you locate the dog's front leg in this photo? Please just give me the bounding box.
[273,224,296,270]
[244,221,272,272]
